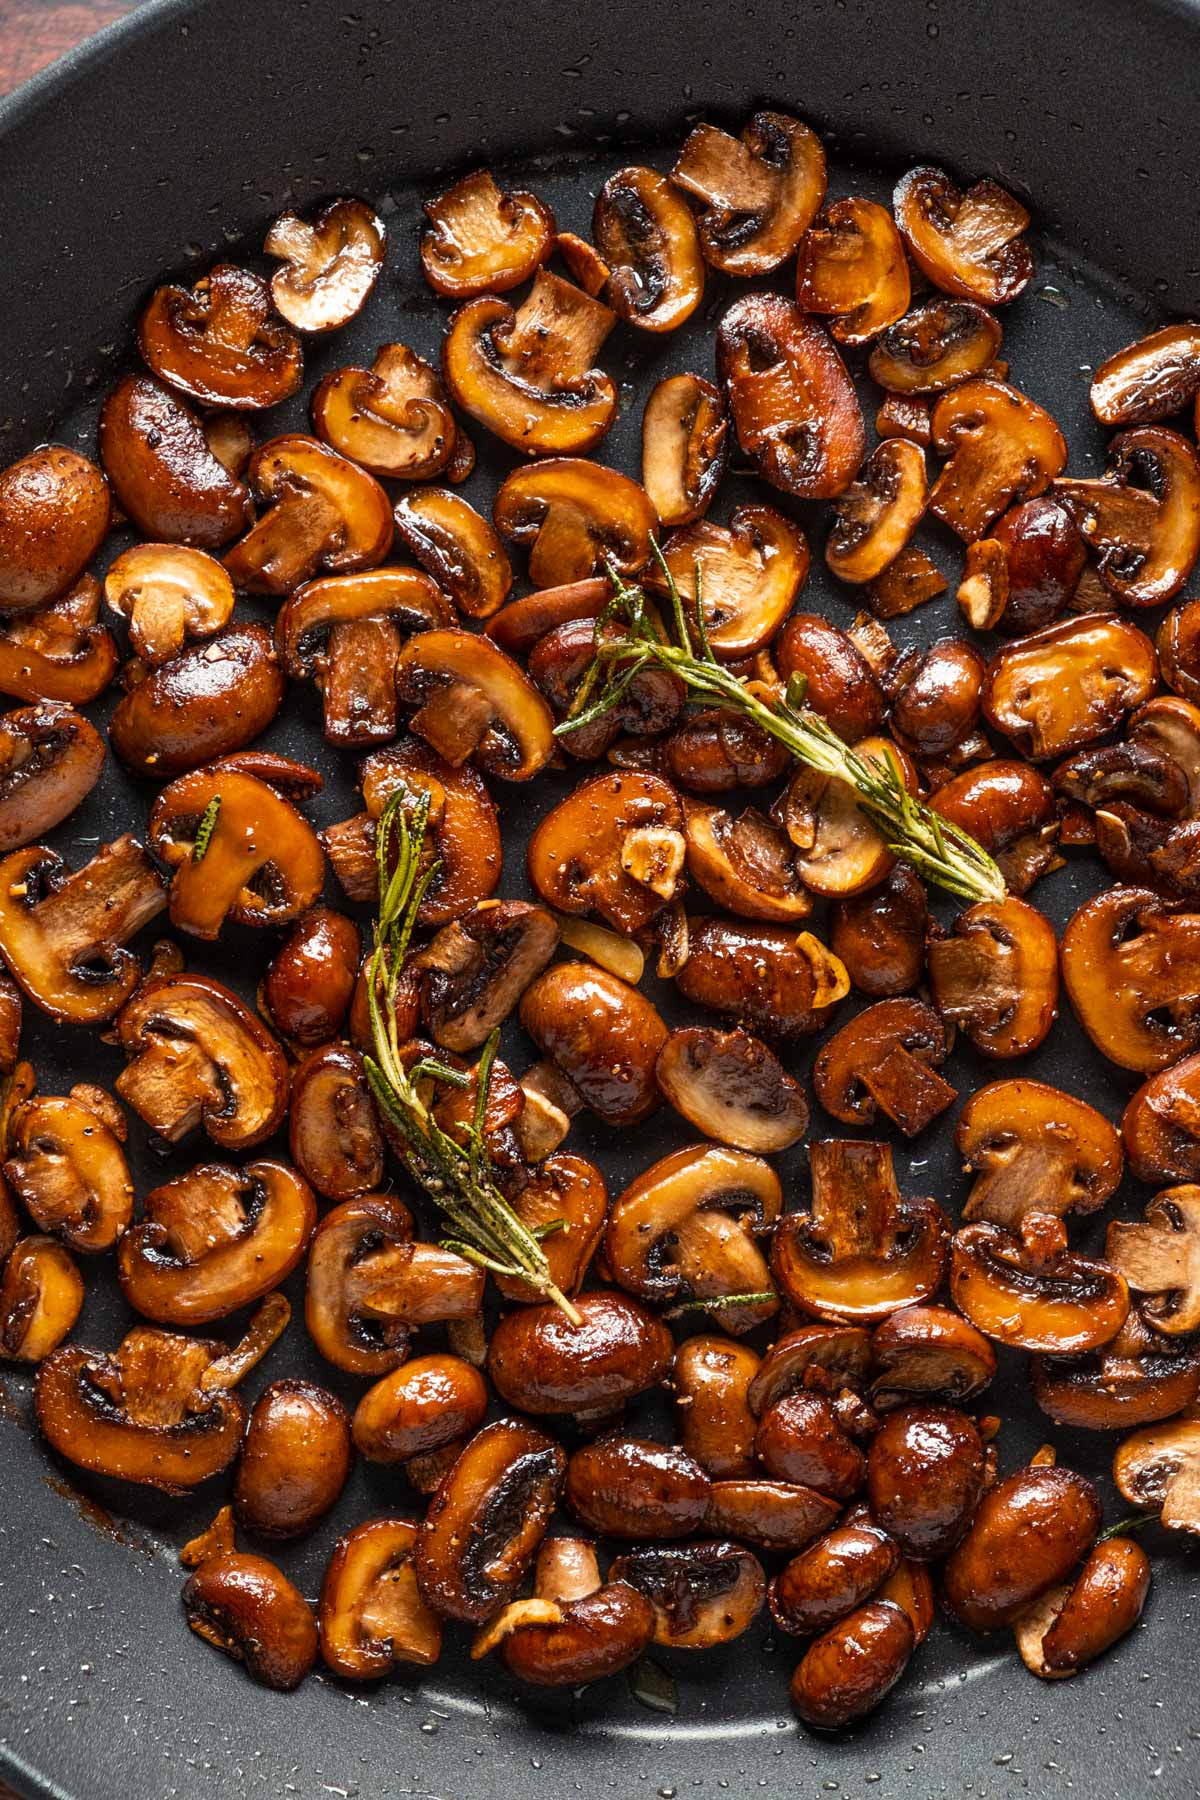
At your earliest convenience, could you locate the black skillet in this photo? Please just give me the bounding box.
[1,1,1199,1795]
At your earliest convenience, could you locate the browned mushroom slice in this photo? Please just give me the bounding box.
[276,566,449,747]
[1054,426,1200,608]
[1062,886,1200,1073]
[1054,741,1188,826]
[181,1550,317,1690]
[673,111,825,276]
[592,166,704,332]
[529,770,684,932]
[777,736,918,898]
[0,837,166,1024]
[930,762,1059,895]
[682,800,810,923]
[0,704,103,854]
[495,1152,607,1302]
[264,198,385,332]
[869,1305,996,1410]
[717,293,865,500]
[983,615,1157,761]
[288,1042,384,1202]
[493,457,656,586]
[610,1540,765,1649]
[746,1323,873,1418]
[1123,1050,1200,1184]
[118,1160,315,1325]
[149,763,324,939]
[0,576,118,708]
[868,297,1003,395]
[99,375,252,548]
[1017,1528,1149,1678]
[890,639,986,765]
[520,960,667,1127]
[138,264,303,410]
[0,446,111,614]
[814,999,955,1138]
[675,915,847,1040]
[224,434,393,596]
[876,395,932,444]
[311,342,459,480]
[649,504,809,659]
[320,1517,442,1678]
[928,895,1058,1059]
[394,628,554,780]
[1113,1404,1200,1534]
[1032,1310,1200,1430]
[951,1214,1129,1352]
[655,1027,807,1153]
[0,1235,84,1363]
[868,545,948,618]
[475,1537,654,1688]
[416,901,559,1052]
[641,374,728,528]
[825,440,927,584]
[774,613,885,744]
[109,623,284,778]
[1107,1187,1200,1336]
[4,1087,132,1254]
[115,972,288,1149]
[442,271,617,457]
[958,1079,1123,1229]
[104,544,234,667]
[795,197,910,345]
[1159,597,1200,704]
[942,1461,1103,1632]
[893,167,1033,305]
[421,170,554,297]
[1091,323,1200,427]
[393,488,512,620]
[773,1139,949,1323]
[930,379,1067,541]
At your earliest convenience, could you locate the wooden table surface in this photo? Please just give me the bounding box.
[0,0,140,96]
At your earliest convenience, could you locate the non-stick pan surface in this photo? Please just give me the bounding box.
[1,3,1199,1796]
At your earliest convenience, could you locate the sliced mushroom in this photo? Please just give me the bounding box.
[747,1323,874,1417]
[650,504,809,659]
[1091,323,1200,427]
[288,1042,384,1202]
[0,837,166,1024]
[442,271,617,456]
[0,577,118,707]
[115,972,289,1148]
[1054,426,1200,607]
[421,169,554,297]
[1159,597,1200,703]
[868,297,1003,395]
[485,577,610,655]
[776,735,919,898]
[683,800,810,922]
[951,1215,1129,1352]
[1107,1187,1200,1336]
[493,456,655,586]
[0,704,103,853]
[717,293,865,499]
[656,1026,808,1154]
[984,614,1157,761]
[415,900,559,1052]
[893,167,1032,305]
[264,198,385,332]
[1123,1050,1200,1184]
[310,341,459,480]
[814,999,955,1138]
[182,1551,317,1690]
[1014,1537,1151,1680]
[320,1517,442,1678]
[772,1139,949,1322]
[825,440,927,585]
[1032,1310,1200,1430]
[869,1305,996,1411]
[394,627,555,780]
[109,623,285,778]
[942,1462,1102,1631]
[795,197,910,344]
[476,1537,655,1688]
[495,1150,606,1301]
[0,1236,84,1363]
[1062,886,1200,1072]
[641,373,728,527]
[930,762,1059,894]
[105,544,234,666]
[4,1087,132,1253]
[675,916,847,1040]
[674,1335,762,1478]
[235,1378,352,1538]
[592,166,704,331]
[527,770,684,932]
[868,544,948,618]
[929,379,1067,541]
[99,374,251,547]
[957,1079,1123,1227]
[775,613,885,743]
[889,638,985,760]
[610,1541,765,1649]
[392,488,512,620]
[673,111,826,275]
[928,895,1059,1058]
[0,446,111,613]
[118,1160,315,1324]
[1113,1404,1200,1534]
[138,265,303,410]
[830,865,927,998]
[224,434,393,596]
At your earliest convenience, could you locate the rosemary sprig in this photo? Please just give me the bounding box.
[363,791,582,1326]
[558,544,1007,906]
[664,1290,777,1320]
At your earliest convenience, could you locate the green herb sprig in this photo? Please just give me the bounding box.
[558,545,1007,906]
[192,795,221,863]
[363,791,582,1325]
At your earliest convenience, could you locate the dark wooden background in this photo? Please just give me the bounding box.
[0,0,138,94]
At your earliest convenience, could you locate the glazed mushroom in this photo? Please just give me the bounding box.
[320,1517,442,1677]
[1032,1310,1200,1431]
[984,615,1157,762]
[675,916,848,1040]
[771,1139,950,1322]
[971,495,1087,636]
[609,1541,766,1649]
[893,167,1033,305]
[929,379,1067,541]
[473,1537,655,1688]
[824,440,927,585]
[0,576,118,707]
[1062,886,1200,1072]
[148,761,325,939]
[260,906,359,1049]
[392,488,512,619]
[672,111,826,275]
[889,638,985,760]
[951,1214,1129,1352]
[527,770,685,932]
[746,1322,874,1416]
[768,1515,899,1638]
[641,373,728,527]
[655,1026,808,1152]
[352,1353,488,1466]
[866,1405,985,1559]
[674,1335,763,1478]
[104,545,235,666]
[927,895,1059,1058]
[830,865,928,997]
[775,614,885,743]
[1091,323,1200,427]
[488,1289,673,1416]
[942,1462,1102,1631]
[1123,1050,1200,1184]
[606,1143,782,1330]
[795,197,910,345]
[276,566,450,746]
[869,1305,996,1411]
[1014,1537,1151,1680]
[4,1086,132,1254]
[564,1437,711,1540]
[117,1160,316,1324]
[420,169,554,297]
[288,1043,384,1202]
[415,900,559,1053]
[868,297,1003,395]
[264,197,385,332]
[493,456,656,586]
[930,762,1059,894]
[223,434,393,596]
[98,375,252,547]
[592,166,705,331]
[664,708,791,795]
[0,836,166,1024]
[0,704,104,853]
[717,293,865,500]
[234,1378,352,1538]
[0,1236,84,1363]
[813,999,955,1138]
[311,343,461,480]
[1107,1187,1200,1335]
[650,505,810,659]
[1159,597,1200,703]
[395,628,554,781]
[182,1551,318,1691]
[115,971,289,1149]
[0,446,111,613]
[530,614,684,760]
[957,1079,1124,1226]
[138,265,303,410]
[1113,1404,1200,1534]
[754,1389,865,1499]
[790,1599,915,1730]
[109,623,285,778]
[776,736,919,898]
[1053,426,1200,607]
[868,544,948,618]
[441,270,617,456]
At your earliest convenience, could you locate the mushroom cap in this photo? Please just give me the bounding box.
[650,504,810,659]
[104,543,235,665]
[957,1078,1124,1227]
[814,998,955,1138]
[869,297,1003,395]
[1091,323,1200,428]
[795,196,911,346]
[392,487,512,620]
[0,447,111,614]
[0,703,104,854]
[98,375,251,548]
[673,111,826,277]
[395,628,554,781]
[893,166,1032,306]
[265,198,385,333]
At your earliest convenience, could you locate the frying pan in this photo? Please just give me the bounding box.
[1,1,1199,1795]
